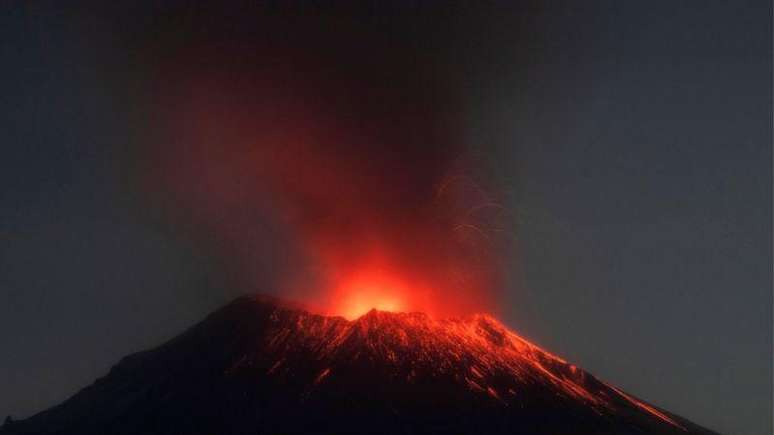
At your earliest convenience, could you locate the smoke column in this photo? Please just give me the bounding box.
[139,6,506,318]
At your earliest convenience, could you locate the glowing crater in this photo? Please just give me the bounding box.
[337,287,406,320]
[329,268,413,320]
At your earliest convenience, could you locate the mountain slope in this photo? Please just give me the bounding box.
[1,295,717,434]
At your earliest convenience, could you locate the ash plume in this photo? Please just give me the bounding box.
[137,4,505,316]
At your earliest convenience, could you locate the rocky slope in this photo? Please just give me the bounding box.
[1,295,717,434]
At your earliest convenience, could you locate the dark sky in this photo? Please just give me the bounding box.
[1,2,771,435]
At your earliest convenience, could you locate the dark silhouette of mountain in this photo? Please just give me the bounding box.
[2,295,717,434]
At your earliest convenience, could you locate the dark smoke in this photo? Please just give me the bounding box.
[137,4,505,315]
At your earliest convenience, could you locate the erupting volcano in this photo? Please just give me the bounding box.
[0,8,718,434]
[1,295,716,435]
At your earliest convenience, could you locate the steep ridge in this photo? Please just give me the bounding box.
[1,295,717,435]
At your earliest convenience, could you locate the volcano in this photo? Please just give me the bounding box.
[2,295,716,434]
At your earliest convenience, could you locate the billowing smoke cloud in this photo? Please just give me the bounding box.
[139,6,505,317]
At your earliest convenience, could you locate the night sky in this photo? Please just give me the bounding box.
[1,2,771,435]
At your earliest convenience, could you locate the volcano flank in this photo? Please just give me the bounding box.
[1,295,716,435]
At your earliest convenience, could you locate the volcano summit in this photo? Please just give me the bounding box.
[1,295,716,434]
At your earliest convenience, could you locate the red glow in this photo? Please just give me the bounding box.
[337,290,405,320]
[327,267,413,319]
[142,33,504,319]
